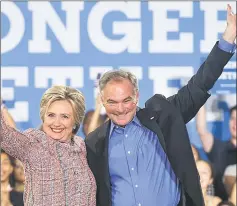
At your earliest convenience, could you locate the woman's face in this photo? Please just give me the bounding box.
[14,159,25,183]
[42,100,75,143]
[1,153,13,183]
[196,161,213,190]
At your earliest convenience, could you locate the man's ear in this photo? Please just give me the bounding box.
[135,91,139,104]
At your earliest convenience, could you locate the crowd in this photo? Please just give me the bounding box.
[1,89,236,206]
[1,4,236,206]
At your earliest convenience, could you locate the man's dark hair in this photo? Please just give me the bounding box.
[229,105,237,115]
[217,201,235,206]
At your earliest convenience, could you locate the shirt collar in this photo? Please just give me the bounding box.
[109,113,141,138]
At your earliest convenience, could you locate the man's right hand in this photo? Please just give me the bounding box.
[222,4,236,44]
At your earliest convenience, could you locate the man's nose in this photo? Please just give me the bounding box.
[117,103,125,113]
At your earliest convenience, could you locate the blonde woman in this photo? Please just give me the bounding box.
[196,160,222,206]
[1,86,96,206]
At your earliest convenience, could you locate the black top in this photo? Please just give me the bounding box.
[208,139,237,200]
[10,190,24,206]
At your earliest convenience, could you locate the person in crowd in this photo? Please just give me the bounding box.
[82,94,107,136]
[229,182,236,206]
[191,145,200,162]
[223,164,236,196]
[196,104,236,200]
[85,5,236,206]
[1,85,96,206]
[196,160,222,205]
[13,159,25,193]
[1,100,26,193]
[1,150,24,206]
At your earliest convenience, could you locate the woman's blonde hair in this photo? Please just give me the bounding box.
[40,85,85,134]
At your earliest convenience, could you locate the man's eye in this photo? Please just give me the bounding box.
[48,113,54,117]
[63,115,69,119]
[124,99,132,103]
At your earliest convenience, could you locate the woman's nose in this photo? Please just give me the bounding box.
[53,117,61,125]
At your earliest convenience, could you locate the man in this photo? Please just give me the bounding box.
[85,5,236,206]
[196,105,236,200]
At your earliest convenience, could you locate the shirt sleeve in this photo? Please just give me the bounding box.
[218,38,236,53]
[1,114,30,162]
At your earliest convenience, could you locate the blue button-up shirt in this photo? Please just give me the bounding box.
[219,38,236,53]
[109,116,180,206]
[108,38,235,206]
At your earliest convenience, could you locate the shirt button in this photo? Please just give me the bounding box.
[135,184,138,188]
[127,151,131,154]
[131,168,134,171]
[125,134,128,137]
[74,171,79,175]
[138,204,141,206]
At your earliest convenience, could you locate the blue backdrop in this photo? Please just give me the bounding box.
[1,2,236,154]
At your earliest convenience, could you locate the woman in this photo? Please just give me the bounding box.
[1,104,25,193]
[196,160,222,206]
[1,86,96,206]
[229,182,236,206]
[1,150,24,206]
[13,159,25,193]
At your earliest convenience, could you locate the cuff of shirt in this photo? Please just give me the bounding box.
[218,38,236,53]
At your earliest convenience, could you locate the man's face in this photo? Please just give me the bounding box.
[229,109,236,139]
[101,79,138,127]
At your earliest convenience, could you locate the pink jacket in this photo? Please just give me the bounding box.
[1,116,96,206]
